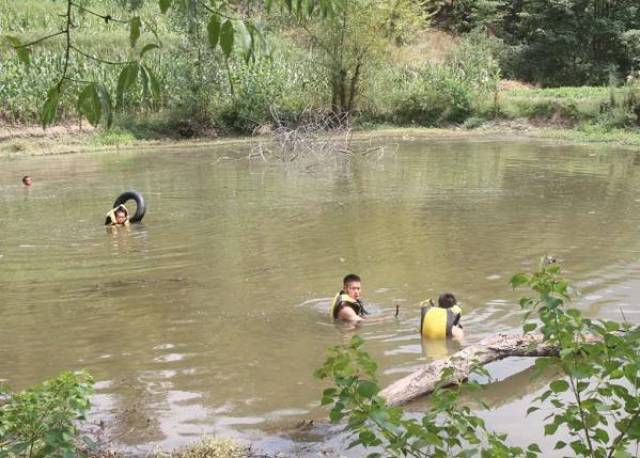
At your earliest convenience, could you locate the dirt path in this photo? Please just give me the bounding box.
[0,123,95,142]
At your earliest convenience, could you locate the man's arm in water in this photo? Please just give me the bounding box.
[336,305,364,323]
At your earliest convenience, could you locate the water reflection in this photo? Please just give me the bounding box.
[1,139,640,455]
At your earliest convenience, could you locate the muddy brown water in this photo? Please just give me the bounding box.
[2,138,640,456]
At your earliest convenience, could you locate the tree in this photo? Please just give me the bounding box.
[299,0,425,120]
[499,0,640,85]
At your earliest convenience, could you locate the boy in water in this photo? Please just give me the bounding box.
[22,176,32,186]
[104,204,129,226]
[330,273,368,323]
[419,292,464,340]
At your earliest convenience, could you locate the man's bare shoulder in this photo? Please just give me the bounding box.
[337,304,363,322]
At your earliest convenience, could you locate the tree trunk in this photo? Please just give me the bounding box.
[380,332,599,407]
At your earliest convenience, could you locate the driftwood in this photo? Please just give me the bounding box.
[380,332,598,407]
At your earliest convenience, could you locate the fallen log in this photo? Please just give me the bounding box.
[380,332,596,407]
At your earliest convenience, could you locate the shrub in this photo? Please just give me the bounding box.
[389,66,473,126]
[0,371,94,457]
[315,335,529,457]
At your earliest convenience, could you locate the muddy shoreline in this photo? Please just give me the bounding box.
[2,121,640,158]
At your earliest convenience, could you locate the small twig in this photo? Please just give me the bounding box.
[196,0,242,21]
[12,30,66,48]
[62,76,95,84]
[70,1,128,23]
[70,45,135,65]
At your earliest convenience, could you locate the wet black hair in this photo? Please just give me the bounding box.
[114,205,128,216]
[343,273,361,285]
[438,292,457,309]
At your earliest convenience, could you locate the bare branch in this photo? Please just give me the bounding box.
[13,30,66,49]
[70,45,136,65]
[70,1,128,24]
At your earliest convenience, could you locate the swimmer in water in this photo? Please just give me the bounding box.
[104,204,129,226]
[419,292,464,340]
[330,274,369,324]
[22,176,32,187]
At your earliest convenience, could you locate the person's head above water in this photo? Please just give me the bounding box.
[22,175,32,186]
[343,273,362,301]
[105,204,129,226]
[438,292,457,309]
[114,207,128,225]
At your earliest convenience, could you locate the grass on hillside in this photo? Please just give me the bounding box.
[3,0,640,136]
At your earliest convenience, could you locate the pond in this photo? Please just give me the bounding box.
[2,136,640,456]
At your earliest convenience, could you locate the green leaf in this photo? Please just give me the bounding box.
[527,443,541,453]
[322,388,337,397]
[130,16,142,48]
[139,64,150,97]
[140,43,160,58]
[523,322,537,334]
[159,0,172,13]
[116,63,139,108]
[554,441,566,449]
[207,15,221,49]
[593,428,609,443]
[350,335,365,348]
[566,308,581,320]
[41,85,61,128]
[220,20,234,58]
[5,35,30,65]
[550,379,569,393]
[95,84,113,128]
[329,406,344,422]
[510,273,529,289]
[544,422,559,435]
[614,451,634,458]
[526,406,539,415]
[77,83,102,127]
[357,380,379,398]
[145,66,161,102]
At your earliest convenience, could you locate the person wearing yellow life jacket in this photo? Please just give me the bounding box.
[104,204,130,226]
[330,273,369,323]
[420,292,464,340]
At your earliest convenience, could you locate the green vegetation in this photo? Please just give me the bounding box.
[0,370,249,458]
[0,371,94,457]
[315,336,529,457]
[2,0,640,139]
[427,0,640,87]
[316,260,640,457]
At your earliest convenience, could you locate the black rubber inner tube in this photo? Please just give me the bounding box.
[113,190,146,223]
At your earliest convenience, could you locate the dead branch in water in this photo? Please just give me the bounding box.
[380,332,600,407]
[249,109,386,168]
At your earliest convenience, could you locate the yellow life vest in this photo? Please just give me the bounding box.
[329,291,365,319]
[420,300,462,338]
[104,204,130,226]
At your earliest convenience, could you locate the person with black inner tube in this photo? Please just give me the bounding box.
[419,292,464,340]
[330,273,369,323]
[104,204,130,226]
